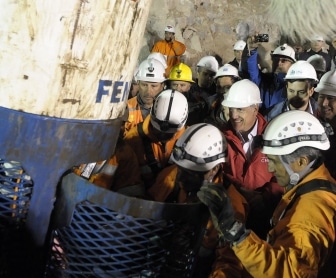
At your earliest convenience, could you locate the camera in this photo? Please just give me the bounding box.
[255,34,269,42]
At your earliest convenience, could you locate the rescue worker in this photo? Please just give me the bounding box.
[168,62,208,125]
[198,110,336,278]
[73,107,144,197]
[205,64,241,130]
[195,56,219,111]
[125,58,166,135]
[316,70,336,179]
[124,89,188,188]
[244,41,296,114]
[229,40,247,78]
[265,60,319,121]
[151,25,186,77]
[221,79,283,239]
[147,123,248,277]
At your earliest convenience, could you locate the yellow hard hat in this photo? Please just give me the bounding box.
[169,63,195,83]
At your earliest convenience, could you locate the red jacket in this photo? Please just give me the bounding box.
[223,113,283,206]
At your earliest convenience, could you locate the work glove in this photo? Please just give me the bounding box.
[197,183,248,243]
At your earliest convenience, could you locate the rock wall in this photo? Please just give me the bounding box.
[138,0,282,75]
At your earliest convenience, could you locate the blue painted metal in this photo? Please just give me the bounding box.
[0,106,121,247]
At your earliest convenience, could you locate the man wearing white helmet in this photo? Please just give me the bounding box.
[198,110,336,277]
[265,60,319,121]
[229,40,247,78]
[221,79,283,239]
[316,69,336,178]
[195,55,219,110]
[125,58,166,135]
[151,25,186,77]
[124,89,188,188]
[299,35,331,71]
[147,123,248,277]
[244,39,296,114]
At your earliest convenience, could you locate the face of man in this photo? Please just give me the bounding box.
[164,31,175,43]
[266,155,289,187]
[310,40,323,52]
[286,81,314,110]
[272,57,293,73]
[138,80,165,108]
[197,68,216,89]
[170,81,192,93]
[234,50,243,62]
[216,76,233,94]
[228,105,258,133]
[317,93,336,121]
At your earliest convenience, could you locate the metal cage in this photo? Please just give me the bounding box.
[45,173,209,277]
[0,158,34,277]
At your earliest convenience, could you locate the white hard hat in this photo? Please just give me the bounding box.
[307,54,326,73]
[150,89,188,133]
[311,35,324,41]
[284,60,319,82]
[135,58,167,83]
[197,56,219,73]
[271,44,296,62]
[315,70,336,97]
[147,52,168,69]
[261,110,329,155]
[171,123,227,171]
[233,40,246,51]
[215,64,240,79]
[164,25,175,33]
[221,79,262,108]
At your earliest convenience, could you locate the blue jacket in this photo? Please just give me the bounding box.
[246,49,287,114]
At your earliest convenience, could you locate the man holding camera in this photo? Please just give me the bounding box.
[243,35,296,115]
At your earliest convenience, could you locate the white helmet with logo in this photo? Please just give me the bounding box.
[171,123,227,171]
[271,44,296,62]
[215,64,240,79]
[233,40,246,51]
[197,56,219,73]
[147,52,168,69]
[221,79,262,108]
[150,90,188,133]
[164,25,175,33]
[135,58,167,83]
[315,70,336,97]
[261,110,329,155]
[284,60,319,83]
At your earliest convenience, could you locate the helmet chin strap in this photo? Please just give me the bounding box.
[279,156,316,188]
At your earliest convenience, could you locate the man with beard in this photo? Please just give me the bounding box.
[265,60,319,121]
[125,58,166,136]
